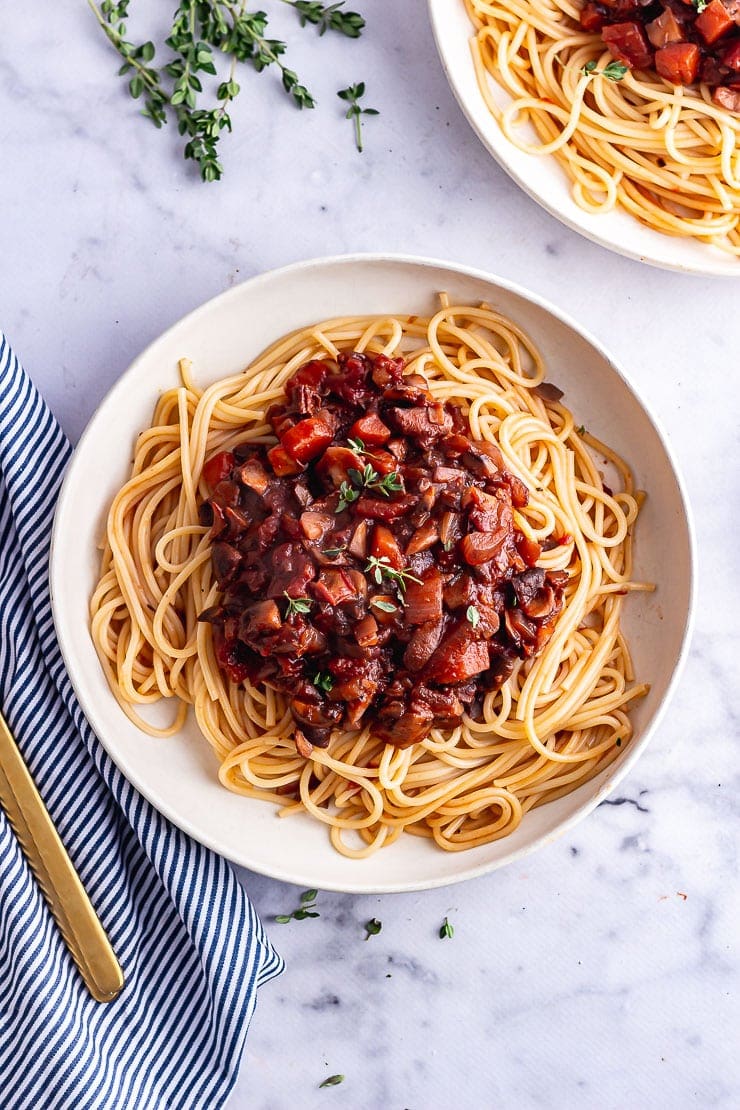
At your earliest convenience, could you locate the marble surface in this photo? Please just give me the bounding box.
[2,2,739,1107]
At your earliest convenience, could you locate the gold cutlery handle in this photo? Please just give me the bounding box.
[0,710,124,1002]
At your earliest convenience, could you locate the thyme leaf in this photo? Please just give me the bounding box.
[337,81,379,152]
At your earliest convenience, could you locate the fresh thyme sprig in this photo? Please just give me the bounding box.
[275,888,321,923]
[283,0,365,37]
[365,556,422,594]
[581,59,628,82]
[336,480,359,513]
[348,463,403,498]
[466,605,480,629]
[337,81,378,152]
[336,464,402,511]
[370,598,397,613]
[88,0,368,181]
[284,592,313,617]
[439,917,454,939]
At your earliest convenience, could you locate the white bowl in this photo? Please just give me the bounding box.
[50,254,695,892]
[428,0,740,276]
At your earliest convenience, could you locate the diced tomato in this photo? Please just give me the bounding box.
[655,41,700,82]
[371,524,404,569]
[646,8,685,47]
[580,2,605,31]
[601,21,653,68]
[695,0,734,43]
[425,625,490,683]
[516,534,542,567]
[289,359,328,390]
[721,39,740,69]
[202,450,235,489]
[713,83,740,109]
[281,416,335,464]
[267,444,302,477]
[212,627,251,684]
[349,413,392,445]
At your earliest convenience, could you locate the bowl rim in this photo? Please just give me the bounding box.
[50,252,697,892]
[427,0,740,278]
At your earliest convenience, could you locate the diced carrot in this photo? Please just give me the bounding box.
[267,444,302,476]
[655,42,700,83]
[349,413,392,445]
[695,0,734,43]
[281,417,335,463]
[370,524,404,568]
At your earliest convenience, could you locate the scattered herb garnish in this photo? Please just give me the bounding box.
[370,598,397,613]
[443,540,454,552]
[577,424,586,436]
[284,0,365,36]
[284,592,313,617]
[364,918,382,940]
[694,0,708,11]
[347,436,366,453]
[439,917,454,939]
[275,889,321,923]
[337,464,402,509]
[582,59,628,81]
[336,480,360,512]
[347,463,403,498]
[337,81,379,152]
[466,605,480,629]
[88,0,367,182]
[365,556,422,593]
[323,545,347,558]
[313,671,334,693]
[319,1074,345,1088]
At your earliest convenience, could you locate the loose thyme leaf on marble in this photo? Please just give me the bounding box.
[364,917,382,940]
[337,82,379,152]
[276,890,321,922]
[319,1074,345,1088]
[439,917,454,939]
[285,0,365,37]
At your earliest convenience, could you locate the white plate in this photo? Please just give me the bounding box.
[50,255,695,893]
[429,0,739,276]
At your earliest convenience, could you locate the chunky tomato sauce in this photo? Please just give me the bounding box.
[581,0,740,110]
[199,351,567,751]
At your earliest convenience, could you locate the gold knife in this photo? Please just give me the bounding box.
[0,709,124,1002]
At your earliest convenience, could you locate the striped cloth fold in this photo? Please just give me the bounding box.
[0,334,283,1110]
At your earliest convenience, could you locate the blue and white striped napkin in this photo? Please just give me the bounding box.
[0,334,283,1110]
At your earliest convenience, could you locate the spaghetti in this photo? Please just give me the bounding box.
[465,0,740,254]
[91,300,651,858]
